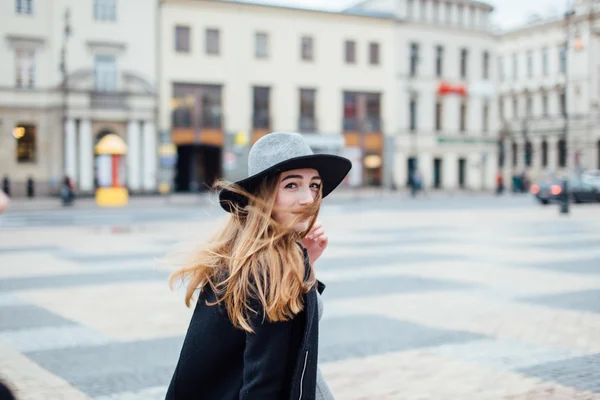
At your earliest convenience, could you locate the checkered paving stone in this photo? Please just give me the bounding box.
[518,257,600,275]
[519,289,600,314]
[320,251,467,269]
[1,202,600,399]
[0,268,167,292]
[0,325,111,352]
[0,304,77,331]
[319,315,486,363]
[320,274,478,300]
[518,353,600,393]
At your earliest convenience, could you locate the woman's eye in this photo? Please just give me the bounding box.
[285,183,298,189]
[310,183,322,190]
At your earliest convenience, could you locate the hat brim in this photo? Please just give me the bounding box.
[219,154,352,213]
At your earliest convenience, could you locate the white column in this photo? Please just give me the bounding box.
[444,152,458,190]
[78,119,94,191]
[142,121,157,191]
[127,120,142,191]
[419,152,433,189]
[64,119,77,183]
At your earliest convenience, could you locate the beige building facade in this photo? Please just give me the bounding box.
[0,0,158,197]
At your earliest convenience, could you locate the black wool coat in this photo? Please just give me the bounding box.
[165,248,324,400]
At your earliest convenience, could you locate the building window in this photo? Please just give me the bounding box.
[14,124,36,163]
[94,0,116,21]
[542,47,548,76]
[369,42,380,65]
[253,87,270,129]
[460,101,467,132]
[526,96,533,117]
[409,96,417,132]
[299,89,316,132]
[15,49,35,89]
[499,97,505,121]
[541,139,548,167]
[301,36,313,61]
[432,0,439,22]
[94,54,117,92]
[171,84,194,128]
[512,141,518,167]
[343,92,358,130]
[16,0,33,14]
[512,53,518,79]
[365,93,382,131]
[435,99,442,132]
[558,139,566,167]
[200,86,223,128]
[482,102,489,133]
[560,92,566,116]
[445,2,452,24]
[460,48,468,79]
[345,40,356,63]
[410,42,419,76]
[469,6,476,27]
[525,140,533,167]
[206,29,220,55]
[255,32,269,59]
[175,26,190,53]
[498,56,504,81]
[512,97,518,119]
[527,50,533,77]
[407,0,414,18]
[435,45,443,77]
[457,4,464,26]
[559,46,567,73]
[420,0,426,21]
[542,93,548,116]
[483,51,489,79]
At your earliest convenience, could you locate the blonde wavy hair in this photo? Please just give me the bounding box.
[169,174,322,332]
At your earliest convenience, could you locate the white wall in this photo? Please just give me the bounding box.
[159,2,396,136]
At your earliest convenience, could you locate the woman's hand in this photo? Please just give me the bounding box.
[302,220,328,264]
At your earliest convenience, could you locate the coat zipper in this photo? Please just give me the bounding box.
[298,350,309,400]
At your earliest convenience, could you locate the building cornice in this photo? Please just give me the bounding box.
[5,34,46,49]
[160,0,397,21]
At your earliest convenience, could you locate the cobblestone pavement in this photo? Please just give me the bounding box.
[1,199,600,399]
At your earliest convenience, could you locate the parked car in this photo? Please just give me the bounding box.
[530,175,600,205]
[582,169,600,189]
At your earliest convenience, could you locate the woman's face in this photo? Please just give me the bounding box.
[273,168,321,232]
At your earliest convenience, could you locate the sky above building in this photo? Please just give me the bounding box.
[241,0,568,30]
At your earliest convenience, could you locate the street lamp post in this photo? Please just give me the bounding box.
[560,4,575,215]
[60,8,71,177]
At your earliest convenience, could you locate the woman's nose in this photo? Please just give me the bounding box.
[298,187,313,205]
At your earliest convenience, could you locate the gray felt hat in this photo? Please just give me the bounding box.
[219,132,352,212]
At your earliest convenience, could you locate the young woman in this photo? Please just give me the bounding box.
[166,132,351,400]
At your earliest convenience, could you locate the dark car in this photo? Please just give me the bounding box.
[569,177,600,203]
[531,176,600,205]
[530,176,562,205]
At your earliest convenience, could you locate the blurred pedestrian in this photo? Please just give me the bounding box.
[2,176,9,197]
[166,132,351,400]
[496,172,504,195]
[61,176,75,206]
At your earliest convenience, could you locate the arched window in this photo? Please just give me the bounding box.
[541,139,548,168]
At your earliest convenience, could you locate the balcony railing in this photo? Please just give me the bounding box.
[253,114,270,129]
[90,92,127,109]
[343,117,382,132]
[298,117,317,132]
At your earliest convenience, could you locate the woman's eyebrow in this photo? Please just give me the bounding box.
[281,174,303,182]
